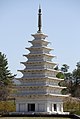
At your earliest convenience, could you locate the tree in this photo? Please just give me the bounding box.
[0,52,14,101]
[72,62,80,85]
[61,64,69,73]
[72,62,80,97]
[57,64,73,95]
[57,62,80,97]
[60,64,71,94]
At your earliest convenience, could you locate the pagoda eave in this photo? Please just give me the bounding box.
[25,46,53,51]
[16,76,64,81]
[15,93,69,98]
[47,94,69,97]
[31,33,48,39]
[21,61,57,65]
[24,53,55,57]
[28,39,50,44]
[18,68,61,74]
[16,85,66,89]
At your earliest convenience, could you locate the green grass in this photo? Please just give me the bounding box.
[0,117,71,119]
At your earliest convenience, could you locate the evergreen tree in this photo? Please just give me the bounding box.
[57,64,73,95]
[58,62,80,97]
[0,52,14,100]
[72,62,80,97]
[61,64,69,73]
[73,62,80,85]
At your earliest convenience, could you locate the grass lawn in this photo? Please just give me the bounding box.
[0,117,71,119]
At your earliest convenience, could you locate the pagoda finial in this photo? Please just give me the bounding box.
[37,5,42,33]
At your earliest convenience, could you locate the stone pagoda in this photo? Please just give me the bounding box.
[15,6,68,114]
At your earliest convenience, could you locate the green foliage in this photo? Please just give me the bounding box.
[0,100,16,112]
[63,97,80,115]
[57,62,80,98]
[0,52,14,101]
[0,52,13,86]
[72,62,80,85]
[71,62,80,97]
[56,72,64,79]
[61,64,69,73]
[61,88,69,95]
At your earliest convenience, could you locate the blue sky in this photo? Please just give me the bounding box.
[0,0,80,77]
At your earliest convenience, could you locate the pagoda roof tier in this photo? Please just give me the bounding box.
[18,68,60,73]
[21,66,56,71]
[23,53,55,58]
[16,76,64,81]
[21,61,57,64]
[16,84,66,89]
[26,46,53,51]
[21,61,57,66]
[29,39,50,46]
[31,33,48,39]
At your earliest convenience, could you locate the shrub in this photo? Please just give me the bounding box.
[0,100,16,113]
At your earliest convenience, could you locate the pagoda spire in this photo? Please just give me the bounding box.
[37,5,42,33]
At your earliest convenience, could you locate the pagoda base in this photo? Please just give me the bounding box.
[16,99,64,114]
